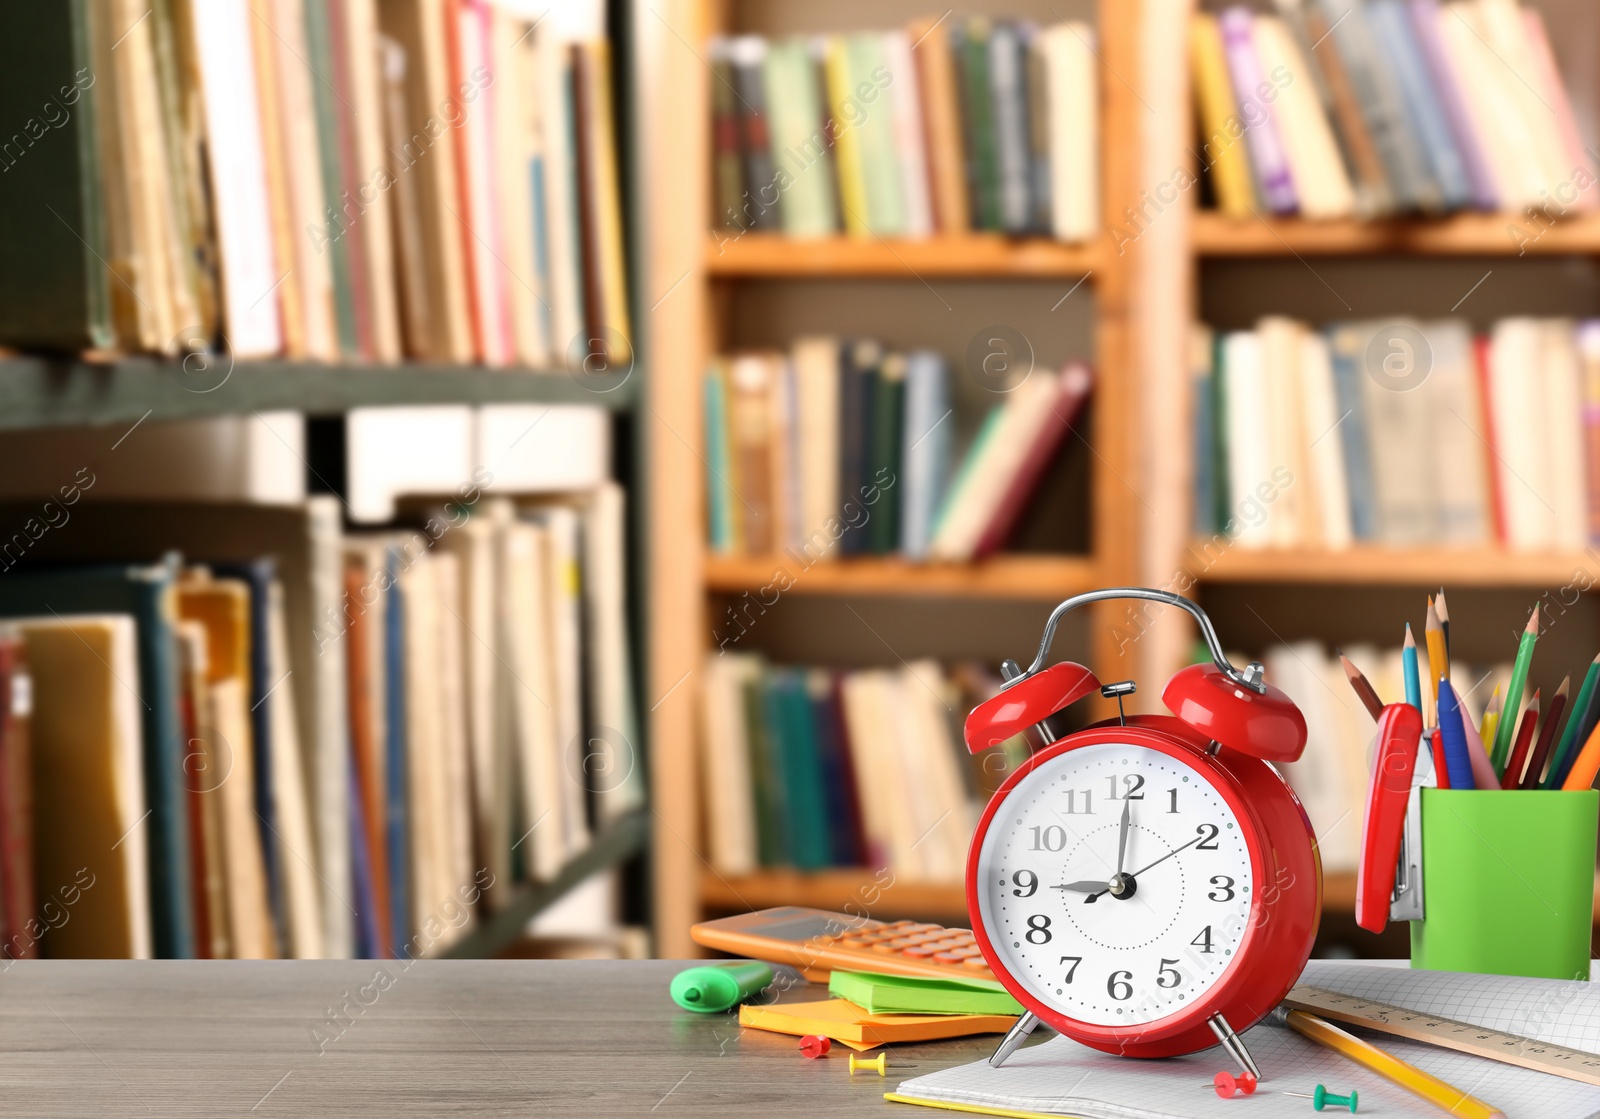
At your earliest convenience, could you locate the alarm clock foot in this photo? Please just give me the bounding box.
[1207,1013,1261,1080]
[988,1011,1043,1068]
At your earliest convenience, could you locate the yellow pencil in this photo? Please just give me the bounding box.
[1425,597,1449,697]
[1479,686,1502,754]
[1282,1008,1506,1119]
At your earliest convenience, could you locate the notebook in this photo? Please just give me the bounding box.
[890,962,1600,1119]
[739,997,1018,1052]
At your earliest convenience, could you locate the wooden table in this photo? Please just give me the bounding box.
[0,959,1004,1117]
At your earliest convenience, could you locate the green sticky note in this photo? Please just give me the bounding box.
[828,970,1025,1017]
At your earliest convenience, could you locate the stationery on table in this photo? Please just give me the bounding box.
[887,963,1600,1119]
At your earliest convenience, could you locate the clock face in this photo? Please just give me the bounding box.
[975,740,1255,1028]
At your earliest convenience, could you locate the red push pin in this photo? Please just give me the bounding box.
[799,1035,831,1059]
[1210,1070,1258,1098]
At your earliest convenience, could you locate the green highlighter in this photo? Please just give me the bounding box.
[670,961,774,1013]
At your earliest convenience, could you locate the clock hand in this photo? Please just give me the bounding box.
[1052,880,1112,892]
[1083,833,1207,902]
[1125,832,1207,879]
[1115,797,1131,878]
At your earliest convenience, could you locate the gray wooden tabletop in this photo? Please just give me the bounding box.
[0,959,1011,1117]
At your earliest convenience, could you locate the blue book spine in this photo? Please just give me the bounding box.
[347,751,376,959]
[384,550,409,959]
[778,673,830,871]
[808,678,860,866]
[1367,0,1470,210]
[143,575,195,960]
[1327,328,1378,540]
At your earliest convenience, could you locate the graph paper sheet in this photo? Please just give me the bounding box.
[894,965,1600,1119]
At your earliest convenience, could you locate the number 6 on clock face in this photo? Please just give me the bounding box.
[975,741,1253,1026]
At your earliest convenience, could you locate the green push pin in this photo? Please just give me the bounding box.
[1285,1084,1358,1112]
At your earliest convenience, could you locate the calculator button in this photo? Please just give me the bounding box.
[961,957,990,968]
[903,947,937,958]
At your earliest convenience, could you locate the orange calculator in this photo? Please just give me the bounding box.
[689,906,996,983]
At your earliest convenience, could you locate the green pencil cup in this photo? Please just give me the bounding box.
[1409,789,1597,981]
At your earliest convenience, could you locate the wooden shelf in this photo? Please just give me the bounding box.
[0,358,637,431]
[705,553,1099,600]
[1191,546,1594,587]
[1193,211,1600,257]
[705,232,1102,278]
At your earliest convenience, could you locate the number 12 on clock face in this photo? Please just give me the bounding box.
[974,741,1255,1028]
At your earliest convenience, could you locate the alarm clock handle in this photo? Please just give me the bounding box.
[1024,587,1266,694]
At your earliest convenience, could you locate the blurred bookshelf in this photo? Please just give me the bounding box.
[0,0,652,962]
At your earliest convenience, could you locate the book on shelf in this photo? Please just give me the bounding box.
[0,475,641,960]
[705,340,1093,564]
[1192,315,1600,552]
[0,0,629,368]
[1257,640,1509,872]
[1190,1,1594,220]
[698,656,1037,882]
[709,13,1098,243]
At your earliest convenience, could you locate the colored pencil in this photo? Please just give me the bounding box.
[1401,625,1422,715]
[1338,649,1385,721]
[1521,674,1569,790]
[1462,701,1500,791]
[1490,606,1539,770]
[1479,686,1502,754]
[1282,1008,1506,1119]
[1500,691,1540,790]
[1425,598,1448,695]
[1438,679,1476,790]
[1436,587,1451,658]
[1430,727,1449,789]
[1560,717,1600,791]
[1546,652,1600,789]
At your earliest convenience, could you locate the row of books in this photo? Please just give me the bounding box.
[1191,1,1592,220]
[700,657,1027,882]
[0,488,641,960]
[0,0,629,369]
[1192,317,1600,553]
[710,15,1097,242]
[706,341,1093,563]
[1264,641,1508,872]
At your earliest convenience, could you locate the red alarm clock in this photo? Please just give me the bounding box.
[964,588,1319,1073]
